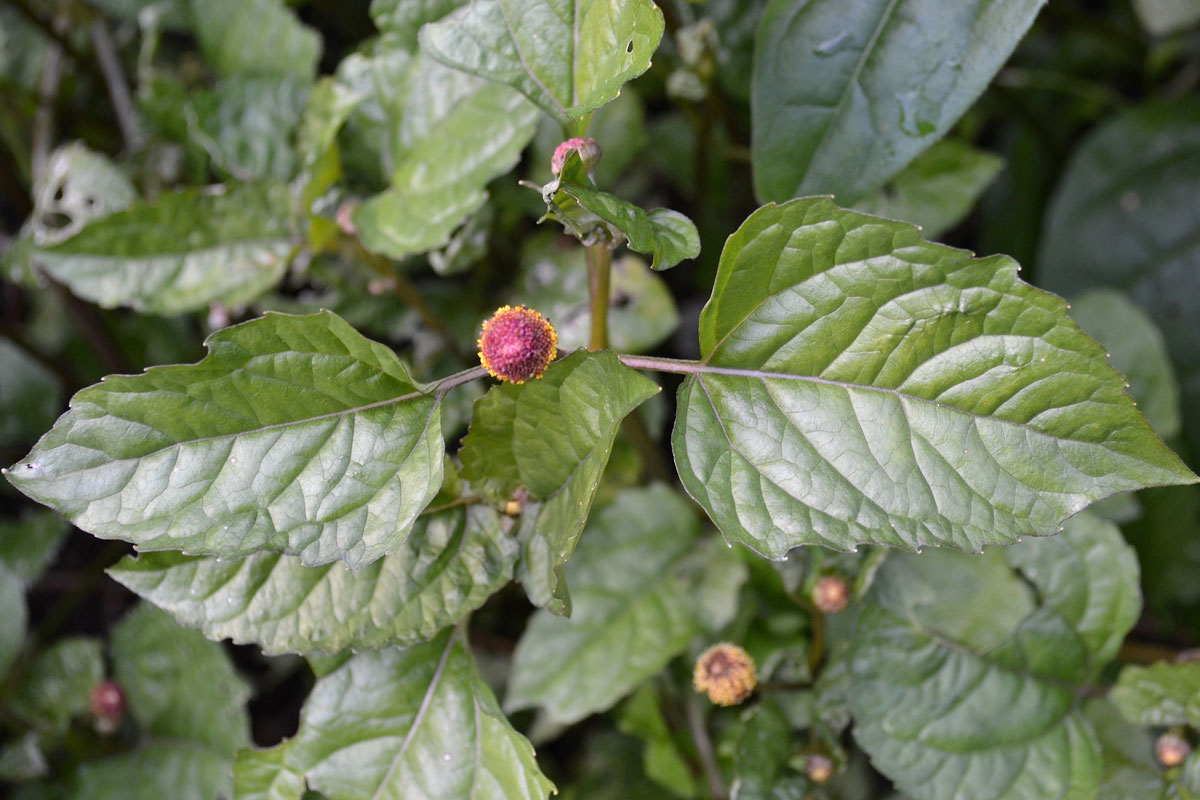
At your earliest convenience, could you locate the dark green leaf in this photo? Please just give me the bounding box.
[30,182,299,315]
[0,733,46,782]
[0,564,26,677]
[233,632,555,800]
[854,140,1005,239]
[108,505,516,655]
[71,744,236,800]
[515,233,679,353]
[1070,290,1181,440]
[752,0,1044,203]
[344,38,539,260]
[541,150,700,270]
[418,0,665,126]
[1111,661,1200,728]
[0,340,61,448]
[1038,99,1200,454]
[731,701,809,800]
[616,685,699,799]
[6,312,445,569]
[672,198,1195,559]
[112,604,251,750]
[1084,698,1166,800]
[850,511,1138,800]
[505,486,699,724]
[187,75,310,181]
[3,637,103,737]
[190,0,321,80]
[459,351,659,612]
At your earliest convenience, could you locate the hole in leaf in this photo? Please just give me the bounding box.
[626,40,634,53]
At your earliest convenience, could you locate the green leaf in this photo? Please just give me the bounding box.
[459,351,659,613]
[672,198,1195,559]
[189,0,321,80]
[233,631,555,800]
[731,700,809,800]
[752,0,1044,204]
[0,732,46,782]
[1084,698,1166,800]
[70,743,236,800]
[187,75,311,181]
[853,140,1005,239]
[505,486,699,724]
[616,685,700,799]
[0,564,26,678]
[5,312,445,569]
[418,0,665,126]
[1132,0,1200,36]
[1111,661,1200,728]
[849,511,1139,800]
[3,637,103,737]
[1070,290,1182,440]
[30,144,137,247]
[344,37,539,260]
[112,604,251,750]
[0,339,61,448]
[515,233,679,353]
[540,150,700,270]
[29,182,299,315]
[108,505,516,655]
[370,0,469,48]
[1037,99,1200,455]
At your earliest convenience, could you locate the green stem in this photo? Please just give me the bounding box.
[429,365,488,395]
[586,241,612,351]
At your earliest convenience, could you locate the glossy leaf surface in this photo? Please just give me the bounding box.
[850,511,1138,800]
[1111,661,1200,728]
[233,632,555,800]
[190,0,321,79]
[6,312,444,568]
[752,0,1044,204]
[505,486,699,724]
[672,198,1195,559]
[109,505,516,655]
[419,0,665,125]
[30,182,299,315]
[460,351,659,613]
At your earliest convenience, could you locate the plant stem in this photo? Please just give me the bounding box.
[585,241,611,351]
[686,691,727,800]
[430,365,488,395]
[90,20,143,150]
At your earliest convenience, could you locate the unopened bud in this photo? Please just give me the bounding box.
[1156,732,1191,767]
[336,202,358,236]
[812,576,850,614]
[551,137,602,176]
[89,680,126,734]
[805,754,834,784]
[694,643,756,706]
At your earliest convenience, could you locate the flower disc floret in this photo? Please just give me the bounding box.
[478,306,558,384]
[694,642,756,706]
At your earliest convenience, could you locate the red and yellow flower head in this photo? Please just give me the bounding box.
[478,305,558,384]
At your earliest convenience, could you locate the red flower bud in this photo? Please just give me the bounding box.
[812,576,850,614]
[551,137,602,176]
[89,680,126,721]
[478,306,558,384]
[694,643,756,706]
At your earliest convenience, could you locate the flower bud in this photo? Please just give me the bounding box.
[805,754,834,784]
[694,643,756,706]
[812,576,850,614]
[478,305,558,384]
[89,680,126,734]
[551,137,602,176]
[1156,732,1191,768]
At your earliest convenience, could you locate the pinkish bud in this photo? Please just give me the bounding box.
[812,576,850,614]
[805,754,834,784]
[551,137,602,176]
[89,680,126,721]
[1156,732,1191,768]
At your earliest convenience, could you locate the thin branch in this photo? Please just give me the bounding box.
[31,5,67,188]
[89,19,143,150]
[686,692,727,800]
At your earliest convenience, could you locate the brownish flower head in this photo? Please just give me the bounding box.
[812,575,850,614]
[478,306,558,384]
[694,643,756,706]
[1156,732,1191,768]
[551,137,602,176]
[805,754,834,784]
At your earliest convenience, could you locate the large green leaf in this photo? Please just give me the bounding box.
[108,505,516,655]
[233,631,555,800]
[672,198,1195,559]
[1070,290,1182,440]
[370,0,468,48]
[850,511,1138,800]
[29,182,299,315]
[189,0,321,80]
[1084,698,1167,800]
[1037,99,1200,455]
[853,140,1005,240]
[71,744,237,800]
[418,0,665,126]
[730,700,810,799]
[3,637,103,737]
[187,75,311,181]
[1111,661,1200,728]
[752,0,1044,204]
[459,351,659,613]
[5,312,445,569]
[541,150,701,271]
[344,36,539,260]
[112,604,252,750]
[505,486,699,724]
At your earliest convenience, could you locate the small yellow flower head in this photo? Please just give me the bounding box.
[694,643,756,706]
[478,305,558,384]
